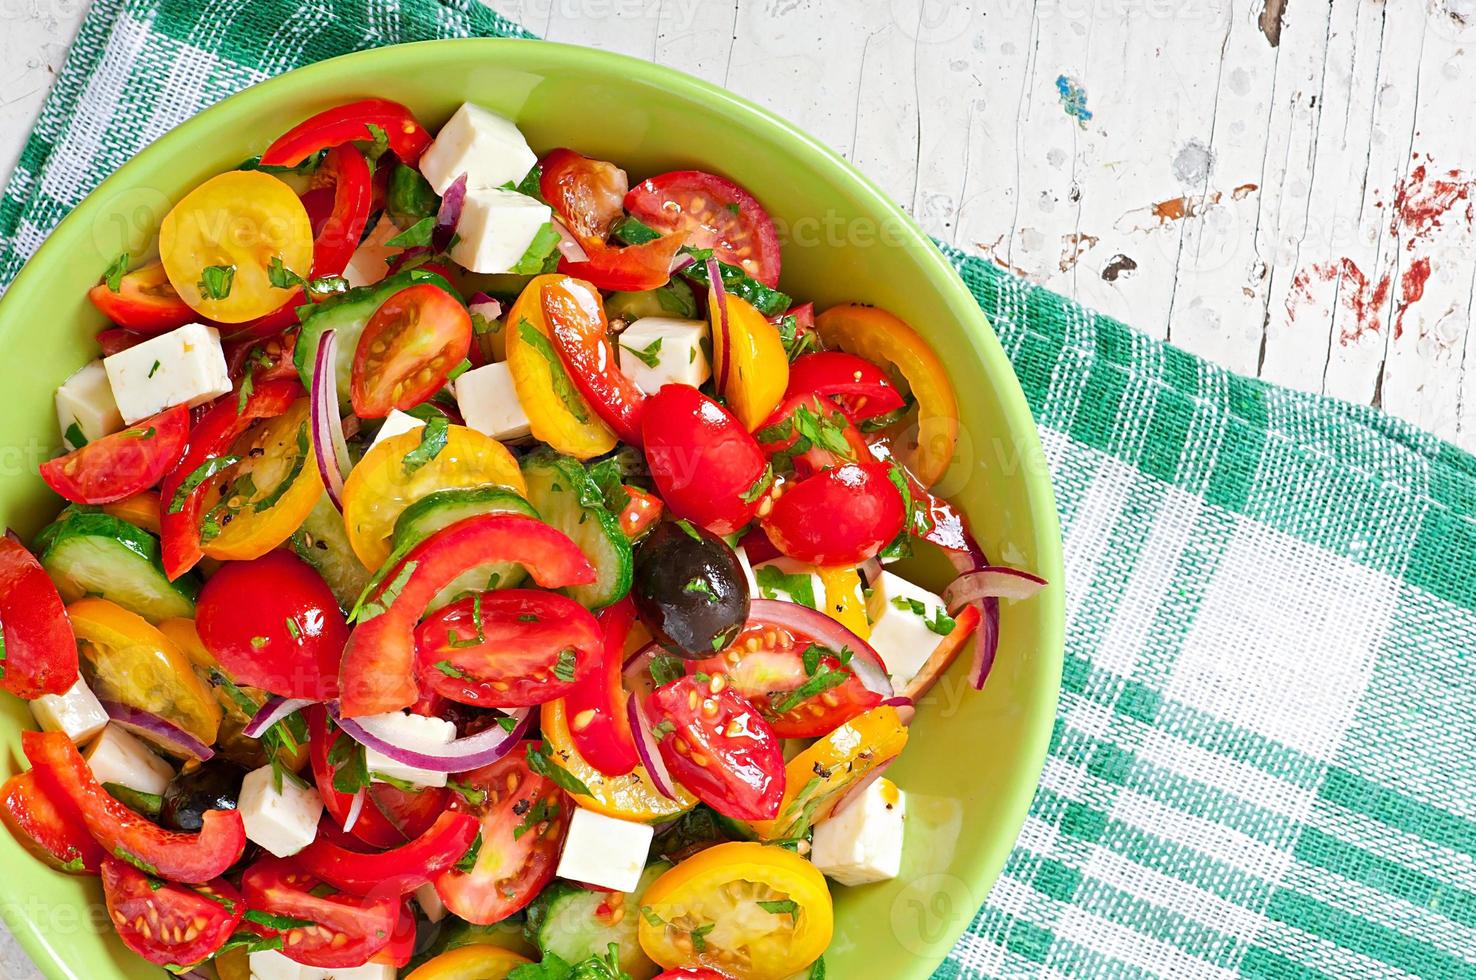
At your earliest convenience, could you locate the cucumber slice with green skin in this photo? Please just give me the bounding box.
[39,510,198,622]
[524,861,671,979]
[520,451,633,610]
[293,268,461,406]
[289,494,372,612]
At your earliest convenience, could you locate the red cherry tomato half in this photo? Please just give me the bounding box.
[101,856,243,966]
[225,330,299,391]
[647,674,785,821]
[22,731,246,884]
[370,900,416,968]
[785,351,905,422]
[1,770,105,874]
[433,744,568,925]
[689,622,881,739]
[196,551,347,701]
[755,393,871,480]
[416,589,602,709]
[541,276,645,446]
[351,283,472,418]
[618,484,664,539]
[260,98,432,169]
[641,385,769,536]
[96,327,148,357]
[87,261,196,335]
[0,535,78,699]
[557,234,685,293]
[240,855,399,968]
[540,148,629,245]
[561,599,640,777]
[763,462,904,566]
[293,810,480,897]
[40,406,189,506]
[625,170,783,287]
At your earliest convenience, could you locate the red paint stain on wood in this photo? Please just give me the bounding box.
[1286,258,1390,345]
[1392,164,1475,245]
[1394,257,1431,340]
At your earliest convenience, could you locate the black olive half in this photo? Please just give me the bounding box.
[632,521,751,658]
[160,759,245,833]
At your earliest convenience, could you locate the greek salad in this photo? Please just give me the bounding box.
[0,97,1045,980]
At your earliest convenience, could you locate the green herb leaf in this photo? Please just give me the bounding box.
[525,743,592,797]
[196,264,236,300]
[689,922,716,953]
[454,831,483,873]
[553,648,577,682]
[612,215,661,245]
[683,577,716,599]
[355,559,419,624]
[102,253,129,293]
[387,216,435,248]
[925,606,957,636]
[167,455,241,514]
[757,898,799,921]
[771,661,851,715]
[620,336,663,368]
[648,654,686,688]
[517,318,590,423]
[243,909,317,931]
[512,796,560,840]
[755,563,818,609]
[329,738,370,795]
[510,222,564,275]
[738,464,774,504]
[63,422,87,449]
[402,414,450,476]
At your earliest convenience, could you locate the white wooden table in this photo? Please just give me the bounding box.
[2,0,1475,974]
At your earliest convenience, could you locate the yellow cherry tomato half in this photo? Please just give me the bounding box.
[68,598,222,747]
[342,423,527,569]
[746,703,909,842]
[159,170,314,323]
[404,944,532,980]
[505,274,617,460]
[101,491,162,535]
[541,696,697,823]
[816,565,869,641]
[200,397,322,562]
[637,842,833,980]
[814,303,960,487]
[709,288,788,431]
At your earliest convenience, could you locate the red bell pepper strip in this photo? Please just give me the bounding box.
[338,514,596,717]
[21,731,246,883]
[292,811,480,897]
[541,277,646,446]
[785,350,905,421]
[158,378,302,580]
[1,770,106,873]
[260,98,432,168]
[0,534,78,698]
[304,705,438,850]
[87,262,196,335]
[562,599,640,777]
[556,234,685,293]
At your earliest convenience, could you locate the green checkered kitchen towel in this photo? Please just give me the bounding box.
[3,1,1476,977]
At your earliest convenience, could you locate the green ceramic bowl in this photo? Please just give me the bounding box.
[0,39,1062,979]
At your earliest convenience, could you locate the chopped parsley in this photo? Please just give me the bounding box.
[683,577,716,599]
[689,922,716,953]
[510,222,563,275]
[755,563,817,609]
[167,455,242,514]
[147,359,161,378]
[268,255,306,289]
[433,659,469,679]
[196,264,236,300]
[243,910,317,931]
[553,648,578,682]
[512,796,560,840]
[620,336,663,368]
[353,559,419,624]
[757,898,799,921]
[402,414,450,475]
[517,318,589,422]
[387,216,435,248]
[102,252,129,292]
[454,831,483,873]
[739,464,774,503]
[328,737,370,795]
[447,779,488,806]
[525,743,592,797]
[771,661,852,715]
[63,422,87,449]
[284,616,302,640]
[648,654,686,688]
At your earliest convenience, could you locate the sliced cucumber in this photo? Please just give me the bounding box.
[289,494,372,611]
[39,510,198,622]
[293,268,460,406]
[606,280,697,322]
[520,451,633,610]
[524,862,671,979]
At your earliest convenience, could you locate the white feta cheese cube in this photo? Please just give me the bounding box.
[455,361,531,442]
[420,102,538,194]
[866,571,951,691]
[556,808,654,893]
[449,188,552,275]
[84,725,174,796]
[103,323,231,424]
[414,882,448,923]
[752,557,824,610]
[369,409,425,448]
[301,964,396,980]
[30,678,109,745]
[55,360,122,448]
[239,764,323,858]
[469,299,507,362]
[616,317,711,393]
[343,214,403,289]
[248,948,306,980]
[361,711,457,789]
[810,777,906,886]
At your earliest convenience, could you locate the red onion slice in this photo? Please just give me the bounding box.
[329,704,532,773]
[100,701,213,761]
[551,219,589,263]
[626,691,678,801]
[433,173,468,252]
[944,548,1004,692]
[707,256,732,391]
[343,787,366,834]
[745,599,893,698]
[669,252,697,275]
[943,566,1047,609]
[468,292,504,320]
[309,328,352,510]
[243,696,316,739]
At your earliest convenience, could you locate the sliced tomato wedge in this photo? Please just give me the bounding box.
[101,856,243,967]
[1,770,105,873]
[351,282,472,418]
[39,406,189,505]
[641,384,770,536]
[0,535,77,699]
[865,432,973,554]
[541,276,645,446]
[625,170,782,286]
[762,462,905,566]
[338,514,595,717]
[369,899,416,968]
[224,331,299,389]
[557,234,685,293]
[260,98,432,168]
[87,261,196,335]
[158,377,301,580]
[433,744,568,925]
[21,731,246,883]
[416,589,602,709]
[294,811,480,897]
[540,148,629,244]
[786,351,905,422]
[618,484,663,539]
[646,674,786,821]
[560,599,640,777]
[240,855,398,968]
[96,327,148,357]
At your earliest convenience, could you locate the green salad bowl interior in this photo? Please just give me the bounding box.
[0,39,1063,979]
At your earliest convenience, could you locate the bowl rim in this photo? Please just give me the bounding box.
[0,36,1064,978]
